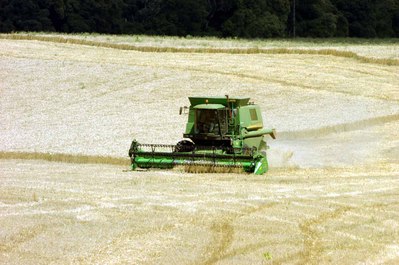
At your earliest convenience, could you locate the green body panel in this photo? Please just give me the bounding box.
[242,136,264,153]
[185,108,195,134]
[238,105,263,131]
[254,156,269,175]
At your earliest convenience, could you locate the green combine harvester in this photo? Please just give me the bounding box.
[129,96,276,174]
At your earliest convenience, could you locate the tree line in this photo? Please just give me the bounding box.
[1,0,398,38]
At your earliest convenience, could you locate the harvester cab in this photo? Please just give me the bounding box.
[129,96,276,174]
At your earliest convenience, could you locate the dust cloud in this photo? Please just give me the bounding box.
[267,118,398,168]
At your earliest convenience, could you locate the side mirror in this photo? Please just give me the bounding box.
[179,106,188,115]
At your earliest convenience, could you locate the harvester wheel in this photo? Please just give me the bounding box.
[175,140,195,152]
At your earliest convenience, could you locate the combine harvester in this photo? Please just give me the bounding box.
[129,96,276,174]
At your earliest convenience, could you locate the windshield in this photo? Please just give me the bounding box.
[195,109,228,135]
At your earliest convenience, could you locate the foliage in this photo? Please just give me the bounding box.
[0,0,398,37]
[220,0,290,38]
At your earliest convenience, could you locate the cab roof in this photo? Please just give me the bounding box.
[193,104,225,110]
[189,96,250,107]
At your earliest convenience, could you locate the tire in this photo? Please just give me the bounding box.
[175,140,195,152]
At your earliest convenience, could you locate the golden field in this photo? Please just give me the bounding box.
[0,34,398,264]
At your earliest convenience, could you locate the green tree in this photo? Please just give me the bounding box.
[374,0,398,37]
[296,0,340,37]
[1,0,398,37]
[342,0,399,37]
[221,0,290,38]
[0,0,54,31]
[46,0,65,31]
[63,0,126,33]
[331,0,376,37]
[142,0,208,36]
[394,2,399,36]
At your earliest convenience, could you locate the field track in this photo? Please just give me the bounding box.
[0,34,398,264]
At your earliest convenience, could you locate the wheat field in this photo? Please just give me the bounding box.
[0,34,398,264]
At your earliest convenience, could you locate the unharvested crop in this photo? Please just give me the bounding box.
[1,33,398,65]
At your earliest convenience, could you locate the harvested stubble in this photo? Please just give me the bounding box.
[0,160,398,264]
